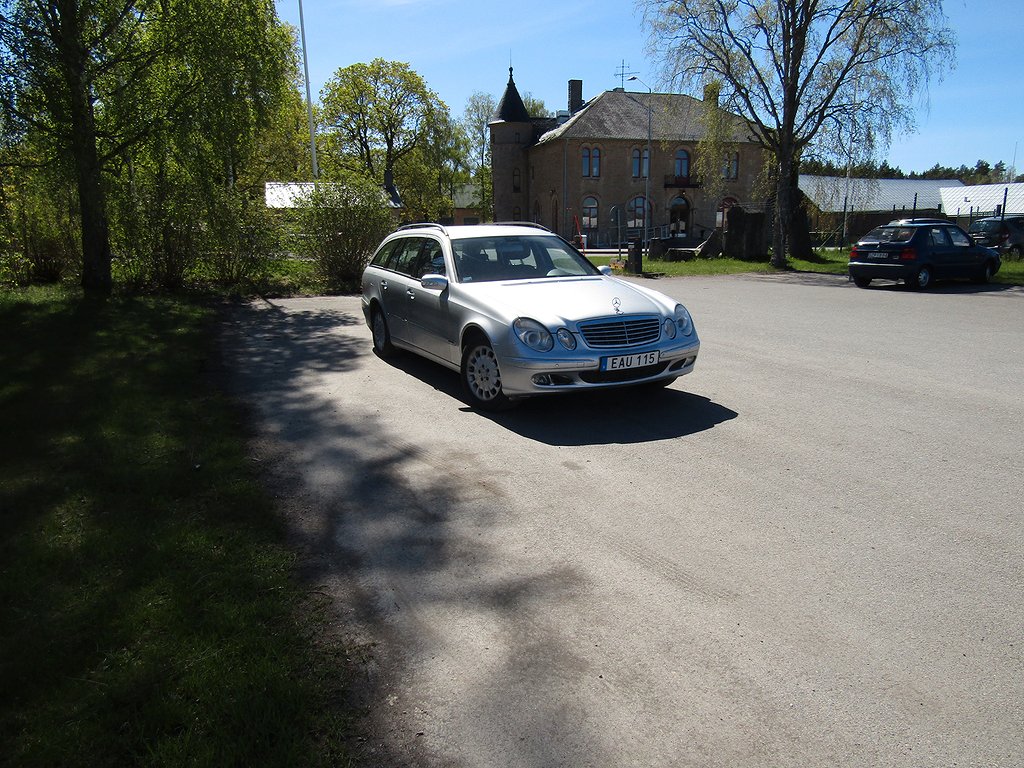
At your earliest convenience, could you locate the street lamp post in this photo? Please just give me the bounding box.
[297,0,319,182]
[628,76,652,264]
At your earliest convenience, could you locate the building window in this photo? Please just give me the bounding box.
[722,152,739,180]
[627,196,649,229]
[533,201,541,223]
[551,198,559,232]
[633,148,649,178]
[674,149,690,179]
[582,196,598,231]
[513,168,521,192]
[592,148,601,178]
[582,147,591,178]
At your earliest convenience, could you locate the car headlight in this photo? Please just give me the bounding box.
[674,304,693,336]
[663,317,677,340]
[514,318,554,352]
[556,328,576,350]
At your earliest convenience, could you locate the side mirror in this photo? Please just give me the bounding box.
[420,274,449,290]
[598,265,613,276]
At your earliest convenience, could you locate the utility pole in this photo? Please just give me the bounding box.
[297,0,319,182]
[629,76,653,262]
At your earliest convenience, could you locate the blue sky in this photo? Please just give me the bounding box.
[276,0,1021,176]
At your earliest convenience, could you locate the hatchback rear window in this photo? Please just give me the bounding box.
[860,226,914,244]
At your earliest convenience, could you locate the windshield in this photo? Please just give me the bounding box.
[968,221,1001,235]
[860,226,915,244]
[452,235,600,283]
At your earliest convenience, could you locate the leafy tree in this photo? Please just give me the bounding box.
[319,59,470,223]
[320,58,440,184]
[463,91,496,173]
[521,92,550,118]
[641,0,954,266]
[462,91,496,220]
[0,0,297,292]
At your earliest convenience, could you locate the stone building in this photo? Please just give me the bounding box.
[489,69,765,248]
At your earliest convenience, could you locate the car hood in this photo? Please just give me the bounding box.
[456,276,676,327]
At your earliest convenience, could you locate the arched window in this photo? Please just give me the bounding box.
[674,149,690,179]
[591,148,601,178]
[513,168,521,192]
[582,196,599,231]
[627,196,649,229]
[582,147,591,178]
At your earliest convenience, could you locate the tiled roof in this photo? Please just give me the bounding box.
[798,175,963,214]
[535,89,750,146]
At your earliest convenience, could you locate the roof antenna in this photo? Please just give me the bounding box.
[614,60,638,89]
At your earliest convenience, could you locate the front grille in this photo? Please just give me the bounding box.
[578,316,661,348]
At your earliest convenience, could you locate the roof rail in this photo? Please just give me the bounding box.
[490,222,552,232]
[397,222,449,234]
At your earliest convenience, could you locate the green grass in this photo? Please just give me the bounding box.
[0,287,354,767]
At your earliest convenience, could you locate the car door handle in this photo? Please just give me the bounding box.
[406,287,416,299]
[380,280,389,291]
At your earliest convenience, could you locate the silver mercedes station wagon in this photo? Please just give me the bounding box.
[360,223,700,410]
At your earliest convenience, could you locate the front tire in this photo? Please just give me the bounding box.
[461,339,513,411]
[371,306,394,356]
[906,266,932,290]
[974,260,996,284]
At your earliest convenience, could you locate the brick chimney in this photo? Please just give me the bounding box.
[568,79,583,114]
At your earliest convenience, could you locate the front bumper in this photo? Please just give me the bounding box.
[497,335,700,397]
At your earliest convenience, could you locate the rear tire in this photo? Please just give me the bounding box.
[461,338,514,411]
[1007,245,1022,261]
[853,276,871,288]
[906,266,932,290]
[371,306,394,356]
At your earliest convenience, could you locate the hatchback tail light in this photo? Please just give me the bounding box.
[849,247,859,261]
[899,247,916,261]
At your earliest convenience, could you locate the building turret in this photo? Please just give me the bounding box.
[489,68,532,222]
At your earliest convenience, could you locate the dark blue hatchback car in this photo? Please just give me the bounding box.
[848,222,1001,289]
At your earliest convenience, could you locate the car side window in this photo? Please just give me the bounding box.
[928,228,952,247]
[372,240,402,269]
[948,228,971,247]
[393,238,425,276]
[414,239,445,278]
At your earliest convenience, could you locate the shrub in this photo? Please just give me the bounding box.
[295,181,393,290]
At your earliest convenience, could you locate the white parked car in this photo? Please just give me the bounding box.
[360,223,700,410]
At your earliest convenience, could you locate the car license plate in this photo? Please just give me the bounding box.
[601,351,660,371]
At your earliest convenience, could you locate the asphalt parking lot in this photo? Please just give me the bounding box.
[222,273,1024,767]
